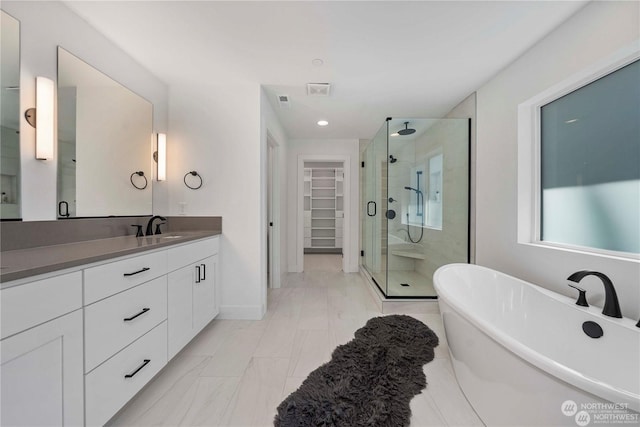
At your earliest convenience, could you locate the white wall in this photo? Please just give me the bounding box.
[2,1,168,221]
[476,1,640,319]
[167,82,266,319]
[287,139,360,273]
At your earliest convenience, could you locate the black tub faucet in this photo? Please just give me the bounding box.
[146,216,167,236]
[567,271,622,318]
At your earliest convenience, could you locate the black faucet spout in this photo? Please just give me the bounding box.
[567,270,622,318]
[146,215,167,236]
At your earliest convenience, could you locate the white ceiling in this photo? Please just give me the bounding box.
[64,1,587,140]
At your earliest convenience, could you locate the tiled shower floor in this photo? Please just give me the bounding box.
[387,269,436,297]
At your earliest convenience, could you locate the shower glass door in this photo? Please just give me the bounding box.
[386,118,470,298]
[363,122,388,294]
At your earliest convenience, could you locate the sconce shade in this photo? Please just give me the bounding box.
[157,133,166,181]
[35,77,55,160]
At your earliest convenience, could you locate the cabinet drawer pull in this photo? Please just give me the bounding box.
[123,308,150,322]
[201,263,206,281]
[124,359,151,378]
[123,267,150,277]
[195,265,201,283]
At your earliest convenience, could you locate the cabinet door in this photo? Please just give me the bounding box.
[1,310,83,427]
[193,255,218,333]
[167,264,195,360]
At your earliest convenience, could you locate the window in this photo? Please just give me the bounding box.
[540,60,639,253]
[518,46,639,257]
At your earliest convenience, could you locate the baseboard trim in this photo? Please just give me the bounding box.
[218,305,264,320]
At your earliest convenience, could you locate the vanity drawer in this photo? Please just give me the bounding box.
[167,236,219,272]
[85,321,167,427]
[84,276,167,373]
[1,271,82,340]
[84,250,167,304]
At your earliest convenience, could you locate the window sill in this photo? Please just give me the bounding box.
[518,240,640,263]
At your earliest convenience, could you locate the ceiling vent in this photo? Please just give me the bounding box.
[307,83,331,96]
[277,94,291,109]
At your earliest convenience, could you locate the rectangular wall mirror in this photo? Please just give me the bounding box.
[57,47,153,218]
[1,11,21,220]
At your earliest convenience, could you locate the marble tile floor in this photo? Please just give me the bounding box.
[301,253,344,272]
[107,255,483,426]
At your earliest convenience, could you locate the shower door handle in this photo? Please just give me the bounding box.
[58,201,70,218]
[367,201,377,216]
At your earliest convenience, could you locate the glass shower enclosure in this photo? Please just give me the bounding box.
[362,118,470,298]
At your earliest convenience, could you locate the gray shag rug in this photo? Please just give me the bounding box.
[274,315,439,427]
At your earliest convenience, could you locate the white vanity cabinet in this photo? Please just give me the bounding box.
[0,272,84,427]
[167,238,219,360]
[0,235,220,426]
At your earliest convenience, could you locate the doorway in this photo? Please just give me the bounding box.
[297,155,351,273]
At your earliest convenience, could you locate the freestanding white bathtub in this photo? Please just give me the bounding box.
[434,264,640,426]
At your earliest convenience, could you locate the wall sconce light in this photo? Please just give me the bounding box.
[154,133,167,181]
[25,77,55,160]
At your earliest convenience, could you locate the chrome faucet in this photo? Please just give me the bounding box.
[145,215,167,236]
[567,270,622,318]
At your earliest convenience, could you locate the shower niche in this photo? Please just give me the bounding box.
[361,118,470,298]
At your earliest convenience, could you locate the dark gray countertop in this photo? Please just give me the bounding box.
[0,230,221,285]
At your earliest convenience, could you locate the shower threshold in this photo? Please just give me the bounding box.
[360,268,440,314]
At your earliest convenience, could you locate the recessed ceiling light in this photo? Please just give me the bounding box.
[317,120,329,126]
[312,58,324,67]
[390,133,399,137]
[565,118,579,124]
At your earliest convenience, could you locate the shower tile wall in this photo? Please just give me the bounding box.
[413,119,469,283]
[388,141,417,272]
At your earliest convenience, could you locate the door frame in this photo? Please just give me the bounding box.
[297,154,351,273]
[267,133,281,288]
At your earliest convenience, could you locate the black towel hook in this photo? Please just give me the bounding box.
[130,171,148,190]
[183,171,203,190]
